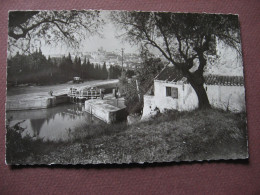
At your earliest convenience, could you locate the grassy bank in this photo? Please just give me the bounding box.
[6,109,248,165]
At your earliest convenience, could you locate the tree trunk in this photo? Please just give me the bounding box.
[170,34,212,109]
[188,48,211,109]
[189,78,210,109]
[180,65,211,109]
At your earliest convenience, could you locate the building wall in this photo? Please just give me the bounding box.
[153,81,178,111]
[142,81,246,119]
[153,80,199,111]
[142,81,199,119]
[142,95,157,120]
[206,85,246,112]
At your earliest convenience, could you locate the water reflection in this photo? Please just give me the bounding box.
[6,103,103,141]
[30,118,45,138]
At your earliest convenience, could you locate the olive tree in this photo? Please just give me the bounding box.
[110,11,241,109]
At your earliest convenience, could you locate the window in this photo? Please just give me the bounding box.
[166,87,178,99]
[166,87,171,96]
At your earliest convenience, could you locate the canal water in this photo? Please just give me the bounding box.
[6,103,104,141]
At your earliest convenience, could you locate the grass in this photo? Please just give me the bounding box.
[6,108,248,165]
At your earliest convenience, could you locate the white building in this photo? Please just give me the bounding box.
[142,66,246,119]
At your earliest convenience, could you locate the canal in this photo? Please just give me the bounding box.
[6,103,104,141]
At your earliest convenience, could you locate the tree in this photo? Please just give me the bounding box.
[112,65,122,79]
[87,60,94,79]
[119,71,143,114]
[7,49,59,85]
[73,56,81,76]
[120,54,164,114]
[93,64,100,79]
[111,12,241,109]
[125,69,135,78]
[59,53,73,79]
[47,55,53,77]
[136,51,164,91]
[102,62,108,79]
[8,10,103,54]
[82,57,87,79]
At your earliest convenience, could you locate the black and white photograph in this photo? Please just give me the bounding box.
[5,10,248,165]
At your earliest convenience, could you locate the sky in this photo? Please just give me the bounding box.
[41,11,139,56]
[8,10,244,76]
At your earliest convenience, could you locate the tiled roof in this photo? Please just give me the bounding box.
[204,75,244,86]
[155,66,185,82]
[155,67,244,86]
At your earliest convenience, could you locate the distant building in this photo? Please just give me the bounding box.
[142,66,246,119]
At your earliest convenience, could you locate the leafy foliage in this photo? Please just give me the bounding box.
[111,11,241,108]
[136,52,164,91]
[108,65,122,79]
[121,55,164,114]
[8,10,103,54]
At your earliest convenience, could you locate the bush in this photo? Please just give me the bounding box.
[5,124,65,164]
[6,126,35,164]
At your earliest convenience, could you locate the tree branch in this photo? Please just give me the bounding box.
[143,29,178,67]
[155,17,174,62]
[176,35,188,62]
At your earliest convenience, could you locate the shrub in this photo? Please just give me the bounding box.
[5,124,65,164]
[6,126,35,164]
[124,79,143,114]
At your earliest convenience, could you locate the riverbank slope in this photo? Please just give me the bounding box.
[6,108,248,164]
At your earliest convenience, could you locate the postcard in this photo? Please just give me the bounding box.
[6,10,248,165]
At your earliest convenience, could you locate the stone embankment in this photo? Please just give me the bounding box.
[85,99,127,124]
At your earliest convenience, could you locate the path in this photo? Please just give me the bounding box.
[7,79,118,100]
[6,79,119,111]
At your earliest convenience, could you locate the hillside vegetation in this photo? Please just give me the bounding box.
[6,109,248,165]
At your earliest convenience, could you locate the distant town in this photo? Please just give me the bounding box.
[49,47,167,71]
[49,47,139,71]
